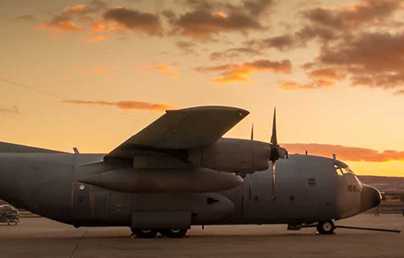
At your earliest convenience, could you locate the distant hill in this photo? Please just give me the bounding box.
[359,175,404,193]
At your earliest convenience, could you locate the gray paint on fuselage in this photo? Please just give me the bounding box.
[221,155,337,225]
[0,152,345,227]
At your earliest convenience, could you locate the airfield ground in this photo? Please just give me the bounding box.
[0,214,403,258]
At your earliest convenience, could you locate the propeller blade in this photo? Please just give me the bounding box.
[250,123,254,141]
[271,162,277,200]
[270,108,277,145]
[269,107,283,200]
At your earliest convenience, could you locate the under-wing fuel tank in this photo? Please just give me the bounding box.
[78,167,243,193]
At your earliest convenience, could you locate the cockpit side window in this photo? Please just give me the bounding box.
[334,164,344,176]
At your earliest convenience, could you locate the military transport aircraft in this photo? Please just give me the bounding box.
[0,106,382,238]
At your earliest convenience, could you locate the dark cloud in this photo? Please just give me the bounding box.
[238,0,401,54]
[63,100,171,111]
[196,59,291,83]
[293,0,402,46]
[167,0,273,40]
[36,0,275,41]
[316,32,404,89]
[284,143,404,162]
[175,41,197,54]
[103,8,163,36]
[303,0,400,32]
[279,67,346,91]
[243,0,274,17]
[209,47,262,61]
[273,0,404,93]
[245,34,296,52]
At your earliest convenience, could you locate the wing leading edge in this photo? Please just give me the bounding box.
[106,106,249,159]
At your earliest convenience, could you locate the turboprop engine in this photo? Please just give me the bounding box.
[188,138,271,173]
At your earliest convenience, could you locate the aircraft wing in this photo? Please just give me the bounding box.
[105,106,249,159]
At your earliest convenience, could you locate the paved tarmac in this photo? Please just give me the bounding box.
[0,214,403,258]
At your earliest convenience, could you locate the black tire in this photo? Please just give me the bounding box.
[317,221,335,235]
[131,228,157,239]
[161,228,188,238]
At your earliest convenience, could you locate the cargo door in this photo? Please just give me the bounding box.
[92,190,108,222]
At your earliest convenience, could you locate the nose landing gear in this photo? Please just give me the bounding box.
[317,220,336,235]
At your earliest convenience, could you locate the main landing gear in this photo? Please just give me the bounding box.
[287,220,336,234]
[131,228,188,238]
[316,220,336,235]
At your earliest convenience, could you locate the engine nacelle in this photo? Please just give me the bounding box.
[189,138,270,173]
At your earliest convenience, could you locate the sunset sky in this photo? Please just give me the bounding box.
[1,0,404,176]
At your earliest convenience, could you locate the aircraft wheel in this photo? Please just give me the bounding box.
[161,228,188,238]
[317,221,335,235]
[131,228,157,239]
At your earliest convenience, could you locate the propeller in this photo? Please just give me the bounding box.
[269,108,288,200]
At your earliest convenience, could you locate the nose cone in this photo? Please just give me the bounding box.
[361,185,382,212]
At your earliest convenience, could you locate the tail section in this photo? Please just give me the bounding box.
[0,141,65,153]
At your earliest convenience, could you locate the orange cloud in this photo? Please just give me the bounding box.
[63,100,171,111]
[152,64,179,78]
[86,34,109,43]
[37,19,82,32]
[197,59,291,83]
[36,1,164,38]
[280,67,345,91]
[90,20,124,33]
[279,80,320,90]
[309,68,345,82]
[36,1,107,33]
[284,143,404,162]
[64,4,89,15]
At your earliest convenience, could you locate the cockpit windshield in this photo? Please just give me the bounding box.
[341,166,354,174]
[334,161,362,189]
[334,161,356,175]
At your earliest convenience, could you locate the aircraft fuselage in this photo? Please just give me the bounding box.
[0,153,380,230]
